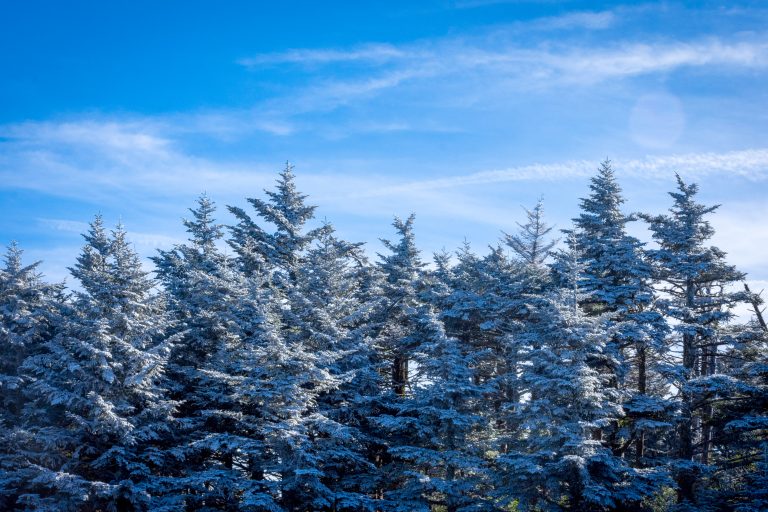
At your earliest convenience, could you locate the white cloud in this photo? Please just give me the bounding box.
[0,118,278,203]
[4,116,767,204]
[238,43,408,67]
[711,201,768,275]
[545,39,768,83]
[346,149,768,198]
[239,33,768,102]
[38,218,90,234]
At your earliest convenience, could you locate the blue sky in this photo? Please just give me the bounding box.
[1,0,767,305]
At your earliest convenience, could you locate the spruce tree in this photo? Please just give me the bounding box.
[0,243,63,510]
[642,175,748,507]
[227,162,330,280]
[564,161,670,484]
[374,217,489,511]
[152,195,263,509]
[499,243,658,511]
[503,198,557,266]
[21,218,174,511]
[288,226,385,511]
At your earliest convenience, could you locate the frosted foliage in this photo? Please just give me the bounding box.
[0,164,764,511]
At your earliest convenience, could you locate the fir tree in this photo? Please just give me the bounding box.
[642,175,748,508]
[374,218,489,510]
[499,243,659,511]
[564,161,670,486]
[503,198,557,266]
[152,195,262,510]
[0,243,63,510]
[21,218,174,511]
[228,162,330,281]
[288,226,385,511]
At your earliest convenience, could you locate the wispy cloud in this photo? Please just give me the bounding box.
[38,218,182,249]
[523,10,617,31]
[38,218,90,234]
[0,119,276,204]
[4,117,767,290]
[238,33,768,117]
[6,120,768,230]
[238,10,619,71]
[238,43,408,67]
[351,148,768,198]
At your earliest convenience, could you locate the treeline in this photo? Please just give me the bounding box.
[0,162,766,511]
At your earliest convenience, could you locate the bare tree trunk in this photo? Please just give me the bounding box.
[701,344,711,465]
[745,283,767,332]
[636,344,647,465]
[677,280,697,504]
[393,354,408,397]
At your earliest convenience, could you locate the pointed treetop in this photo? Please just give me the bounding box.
[576,159,626,227]
[669,173,719,219]
[262,161,316,230]
[641,173,721,249]
[184,193,223,251]
[503,197,557,265]
[378,214,426,287]
[82,214,110,255]
[3,241,24,274]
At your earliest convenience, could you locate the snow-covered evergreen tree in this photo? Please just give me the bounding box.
[642,175,748,508]
[374,215,425,399]
[711,322,768,511]
[377,309,489,511]
[20,218,174,511]
[563,161,671,480]
[498,243,659,511]
[0,243,63,509]
[227,162,330,281]
[373,218,490,511]
[503,198,557,266]
[286,226,386,511]
[151,195,267,510]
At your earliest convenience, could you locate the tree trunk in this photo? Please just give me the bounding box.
[677,280,697,504]
[393,354,408,397]
[635,344,647,465]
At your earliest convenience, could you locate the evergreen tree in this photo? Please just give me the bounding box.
[374,218,489,511]
[227,162,330,280]
[152,195,265,510]
[21,218,174,511]
[564,161,670,486]
[642,175,748,508]
[503,198,557,266]
[0,243,63,509]
[374,215,425,399]
[378,310,489,511]
[713,322,768,511]
[288,226,385,511]
[499,244,658,511]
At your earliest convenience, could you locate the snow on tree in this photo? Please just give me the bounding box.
[285,226,386,511]
[562,161,672,481]
[373,217,490,511]
[0,243,64,510]
[374,214,425,399]
[19,218,174,511]
[503,198,558,266]
[1,161,766,510]
[227,162,330,280]
[151,195,269,510]
[642,175,749,508]
[498,242,660,511]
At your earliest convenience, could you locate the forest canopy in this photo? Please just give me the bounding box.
[1,162,766,511]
